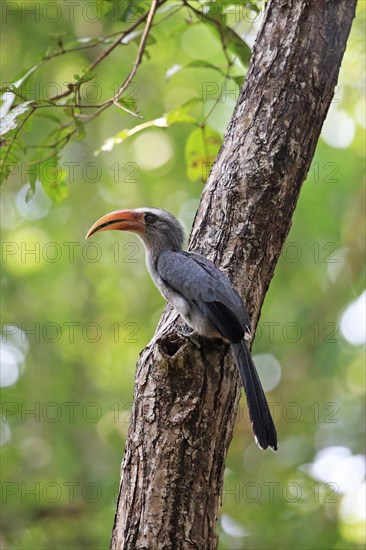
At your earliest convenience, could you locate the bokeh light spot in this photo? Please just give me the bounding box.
[340,290,366,345]
[321,107,356,149]
[253,353,282,392]
[132,130,173,170]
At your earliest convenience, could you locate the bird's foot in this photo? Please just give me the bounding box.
[175,327,202,349]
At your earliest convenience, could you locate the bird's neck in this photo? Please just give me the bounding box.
[141,243,174,300]
[144,243,160,269]
[140,240,164,279]
[138,233,183,284]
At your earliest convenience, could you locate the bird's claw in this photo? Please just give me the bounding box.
[175,327,201,349]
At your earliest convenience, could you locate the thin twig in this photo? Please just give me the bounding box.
[46,3,164,104]
[54,3,161,131]
[112,0,160,103]
[112,101,144,119]
[88,8,154,72]
[200,59,234,126]
[32,102,107,109]
[1,0,170,173]
[42,38,108,61]
[182,0,233,64]
[73,0,161,116]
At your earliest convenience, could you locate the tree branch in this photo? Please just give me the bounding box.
[110,0,357,548]
[88,8,156,73]
[1,0,167,172]
[108,0,160,105]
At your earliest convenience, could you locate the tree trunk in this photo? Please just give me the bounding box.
[111,1,357,548]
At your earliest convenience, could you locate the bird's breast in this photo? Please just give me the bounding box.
[146,255,222,338]
[158,283,222,338]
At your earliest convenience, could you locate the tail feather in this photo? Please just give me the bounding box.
[231,342,277,451]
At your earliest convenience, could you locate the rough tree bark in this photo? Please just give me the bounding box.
[111,1,357,548]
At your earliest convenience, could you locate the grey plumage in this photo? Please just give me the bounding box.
[87,207,278,450]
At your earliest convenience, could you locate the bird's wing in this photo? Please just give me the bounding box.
[157,250,251,341]
[185,251,251,330]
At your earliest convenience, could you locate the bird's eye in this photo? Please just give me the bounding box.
[145,213,158,224]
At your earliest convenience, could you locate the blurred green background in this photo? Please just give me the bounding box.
[1,1,365,549]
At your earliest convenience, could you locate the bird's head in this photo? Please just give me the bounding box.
[86,207,185,253]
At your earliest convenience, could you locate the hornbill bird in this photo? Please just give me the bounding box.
[86,207,277,451]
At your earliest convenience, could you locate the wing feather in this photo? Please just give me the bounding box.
[157,250,249,341]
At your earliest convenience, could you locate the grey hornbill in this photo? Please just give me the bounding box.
[86,208,277,451]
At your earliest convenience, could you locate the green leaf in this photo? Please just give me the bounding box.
[246,1,262,15]
[74,68,95,85]
[119,96,139,112]
[25,184,35,203]
[39,158,68,202]
[37,111,62,123]
[48,125,74,144]
[0,156,13,185]
[185,60,226,75]
[95,0,114,16]
[204,21,251,66]
[185,126,222,182]
[117,1,148,22]
[202,1,226,24]
[28,166,37,190]
[226,31,251,66]
[165,60,227,81]
[96,117,169,154]
[97,98,203,155]
[231,75,244,88]
[0,84,17,95]
[166,97,201,125]
[73,117,86,140]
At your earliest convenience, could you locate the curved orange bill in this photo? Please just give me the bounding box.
[85,209,145,240]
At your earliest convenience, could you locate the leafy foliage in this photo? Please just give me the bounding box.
[185,125,222,181]
[0,0,257,195]
[1,1,365,550]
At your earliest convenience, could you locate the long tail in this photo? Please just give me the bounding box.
[231,341,277,451]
